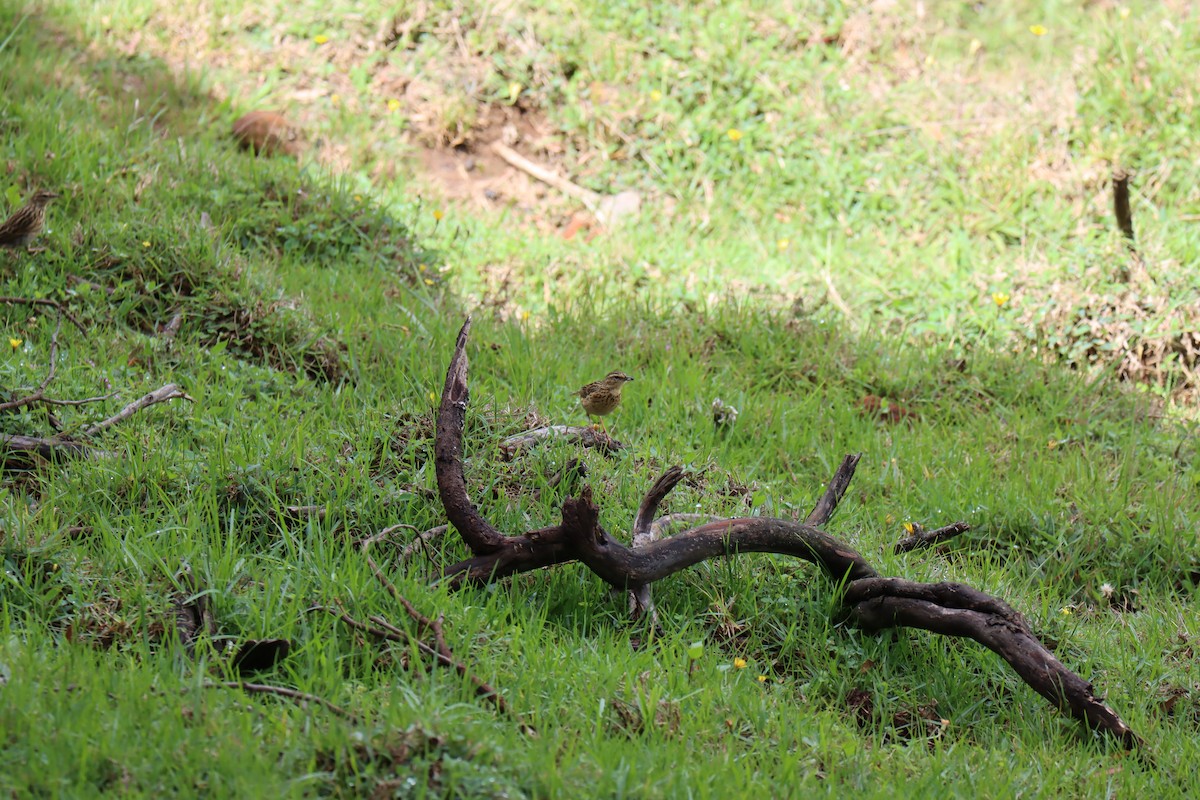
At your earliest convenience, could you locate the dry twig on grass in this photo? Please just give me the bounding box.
[0,301,194,468]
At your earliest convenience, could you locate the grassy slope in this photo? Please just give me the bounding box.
[0,1,1198,798]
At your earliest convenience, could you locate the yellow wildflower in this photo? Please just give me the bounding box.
[733,657,747,669]
[1118,7,1131,19]
[650,89,663,102]
[142,241,151,248]
[433,209,444,221]
[992,292,1010,307]
[777,239,789,251]
[386,98,401,112]
[508,82,523,103]
[903,521,915,534]
[757,675,768,683]
[314,34,329,44]
[1029,24,1047,36]
[9,337,22,349]
[726,128,744,142]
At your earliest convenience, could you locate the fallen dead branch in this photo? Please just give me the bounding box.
[490,141,642,228]
[428,317,1141,749]
[499,425,625,459]
[0,300,194,468]
[81,383,194,436]
[893,521,971,553]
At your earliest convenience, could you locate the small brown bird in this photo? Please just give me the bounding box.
[578,370,634,434]
[0,190,59,249]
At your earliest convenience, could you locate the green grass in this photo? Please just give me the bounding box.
[2,1,1199,797]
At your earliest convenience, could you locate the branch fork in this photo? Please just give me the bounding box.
[424,317,1141,749]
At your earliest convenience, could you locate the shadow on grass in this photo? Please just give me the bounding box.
[0,6,442,383]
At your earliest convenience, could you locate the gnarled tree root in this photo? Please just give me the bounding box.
[431,317,1141,749]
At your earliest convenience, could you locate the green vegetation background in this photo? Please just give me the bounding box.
[1,1,1198,797]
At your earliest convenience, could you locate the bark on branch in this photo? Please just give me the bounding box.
[427,317,1141,749]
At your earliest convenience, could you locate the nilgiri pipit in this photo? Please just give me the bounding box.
[578,370,634,434]
[0,190,59,250]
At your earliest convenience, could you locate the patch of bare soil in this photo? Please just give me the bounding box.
[410,102,581,230]
[95,2,608,237]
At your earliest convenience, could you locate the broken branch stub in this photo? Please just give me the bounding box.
[430,317,1141,748]
[435,317,507,553]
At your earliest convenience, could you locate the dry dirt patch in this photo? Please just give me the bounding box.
[93,2,607,234]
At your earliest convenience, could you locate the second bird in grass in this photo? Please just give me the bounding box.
[578,370,634,434]
[0,190,59,250]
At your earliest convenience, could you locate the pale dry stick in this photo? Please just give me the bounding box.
[499,425,625,459]
[363,522,449,564]
[400,525,448,563]
[283,505,326,521]
[822,271,853,321]
[490,141,641,227]
[81,383,194,436]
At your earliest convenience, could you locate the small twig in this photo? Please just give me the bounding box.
[203,681,357,723]
[0,313,64,413]
[822,272,854,321]
[491,141,599,205]
[894,522,972,554]
[0,296,87,335]
[804,454,861,526]
[1113,168,1135,243]
[359,531,523,723]
[39,393,118,407]
[324,603,524,727]
[489,142,641,227]
[400,525,448,563]
[360,528,409,605]
[82,383,194,436]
